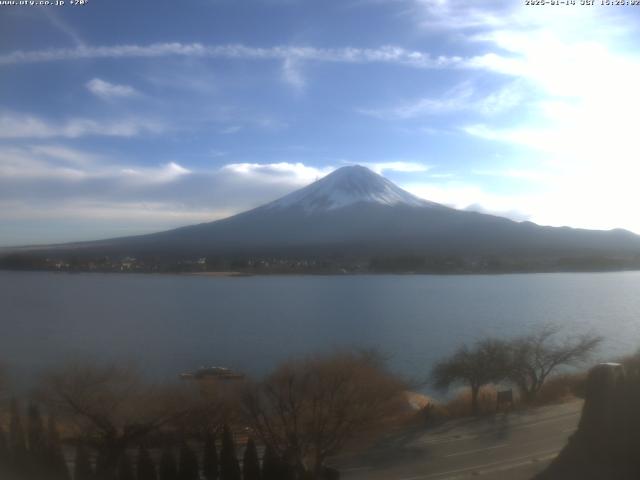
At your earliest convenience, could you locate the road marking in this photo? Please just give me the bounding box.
[444,443,508,458]
[395,448,561,480]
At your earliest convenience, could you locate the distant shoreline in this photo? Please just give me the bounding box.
[3,268,640,277]
[186,271,254,277]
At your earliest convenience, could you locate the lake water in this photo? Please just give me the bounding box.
[2,270,640,388]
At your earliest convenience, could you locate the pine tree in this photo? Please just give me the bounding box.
[260,445,278,480]
[159,448,178,480]
[117,453,135,480]
[74,445,94,480]
[95,448,114,480]
[242,438,260,480]
[178,443,199,480]
[0,424,10,478]
[27,402,47,476]
[46,414,70,480]
[219,426,241,480]
[202,432,218,480]
[279,457,295,480]
[261,446,294,480]
[136,446,157,480]
[9,398,28,477]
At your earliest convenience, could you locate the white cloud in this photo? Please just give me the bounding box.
[0,145,188,182]
[403,181,534,223]
[0,111,164,139]
[29,145,97,165]
[40,8,85,47]
[409,0,626,41]
[0,154,343,245]
[222,162,333,185]
[402,1,640,233]
[0,146,85,179]
[472,168,548,182]
[218,125,243,135]
[409,0,514,31]
[361,81,522,119]
[86,78,139,99]
[474,82,523,115]
[120,162,191,184]
[0,42,465,69]
[221,160,428,179]
[362,83,474,119]
[144,64,217,94]
[282,57,306,91]
[360,162,430,174]
[0,200,218,223]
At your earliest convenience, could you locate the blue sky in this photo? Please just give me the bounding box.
[2,0,640,246]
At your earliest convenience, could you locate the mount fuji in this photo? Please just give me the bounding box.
[6,165,640,271]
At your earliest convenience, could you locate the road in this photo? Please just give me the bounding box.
[333,400,583,480]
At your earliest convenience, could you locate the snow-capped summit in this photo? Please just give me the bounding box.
[265,165,440,212]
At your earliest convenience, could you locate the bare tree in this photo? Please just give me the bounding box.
[507,325,602,403]
[431,339,510,415]
[242,350,405,479]
[0,362,8,399]
[175,377,245,438]
[39,361,191,478]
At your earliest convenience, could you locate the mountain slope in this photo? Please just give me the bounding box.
[6,165,640,268]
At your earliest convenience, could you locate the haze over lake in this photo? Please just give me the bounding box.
[3,270,640,388]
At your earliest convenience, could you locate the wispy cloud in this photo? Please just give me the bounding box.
[403,180,533,223]
[0,42,466,68]
[86,78,139,99]
[218,125,243,135]
[361,84,474,119]
[0,145,185,181]
[119,162,191,184]
[408,0,516,31]
[29,144,101,166]
[282,57,306,91]
[472,168,548,181]
[399,0,640,232]
[0,152,338,245]
[40,8,85,47]
[360,161,430,174]
[144,64,217,94]
[221,162,333,185]
[0,111,164,139]
[361,81,522,119]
